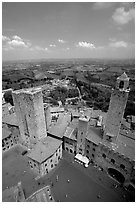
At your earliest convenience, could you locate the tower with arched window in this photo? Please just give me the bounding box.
[103,73,130,143]
[76,116,90,155]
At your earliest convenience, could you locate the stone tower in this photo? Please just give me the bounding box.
[76,116,90,155]
[103,72,130,143]
[12,88,47,146]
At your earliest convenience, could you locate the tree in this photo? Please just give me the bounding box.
[3,91,14,106]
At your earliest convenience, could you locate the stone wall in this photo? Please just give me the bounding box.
[64,137,77,155]
[77,118,89,155]
[85,138,98,161]
[104,89,129,141]
[95,143,134,183]
[12,89,47,147]
[28,144,62,177]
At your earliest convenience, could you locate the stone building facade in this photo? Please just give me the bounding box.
[2,127,19,152]
[12,88,47,147]
[76,117,90,155]
[103,72,130,142]
[27,137,62,176]
[63,73,135,186]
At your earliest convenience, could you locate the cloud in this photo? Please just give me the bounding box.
[92,2,115,10]
[2,35,10,41]
[112,7,135,25]
[30,46,48,51]
[49,44,56,47]
[2,35,31,50]
[109,41,128,48]
[12,35,23,41]
[8,39,28,48]
[58,39,66,43]
[76,41,95,49]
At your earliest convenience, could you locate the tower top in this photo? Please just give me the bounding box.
[116,72,130,91]
[117,72,129,81]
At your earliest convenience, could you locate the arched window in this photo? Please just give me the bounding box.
[102,153,106,158]
[120,164,125,170]
[119,81,124,89]
[111,159,115,164]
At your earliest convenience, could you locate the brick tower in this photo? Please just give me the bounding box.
[76,116,90,155]
[12,88,47,146]
[103,72,130,143]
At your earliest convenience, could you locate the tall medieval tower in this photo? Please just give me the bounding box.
[76,116,90,155]
[103,72,130,143]
[12,88,47,146]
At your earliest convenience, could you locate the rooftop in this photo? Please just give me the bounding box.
[86,126,103,145]
[12,87,42,95]
[48,113,71,138]
[2,112,18,126]
[50,106,64,113]
[26,186,54,202]
[117,72,129,81]
[2,127,11,139]
[27,137,62,163]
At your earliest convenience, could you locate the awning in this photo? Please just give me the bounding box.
[75,154,89,165]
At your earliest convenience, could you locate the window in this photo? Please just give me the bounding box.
[119,81,124,89]
[93,148,95,151]
[102,153,106,158]
[66,147,68,151]
[87,145,90,148]
[120,164,125,170]
[50,159,52,163]
[111,159,115,164]
[51,164,53,168]
[93,143,97,147]
[86,150,89,154]
[81,132,83,135]
[34,163,36,167]
[58,156,60,160]
[70,149,73,153]
[92,154,94,158]
[45,163,47,167]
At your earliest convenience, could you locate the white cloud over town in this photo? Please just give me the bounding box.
[49,44,56,47]
[2,35,10,41]
[92,2,115,10]
[58,39,66,43]
[76,41,95,49]
[112,7,135,25]
[109,40,128,48]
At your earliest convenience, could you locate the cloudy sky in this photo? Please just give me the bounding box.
[2,2,135,61]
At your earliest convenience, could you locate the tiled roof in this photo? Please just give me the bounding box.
[64,127,74,138]
[27,137,62,163]
[48,113,71,138]
[2,127,11,139]
[26,186,54,202]
[50,107,64,113]
[86,126,102,145]
[2,112,18,126]
[117,72,129,80]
